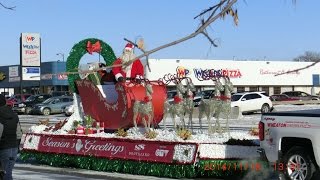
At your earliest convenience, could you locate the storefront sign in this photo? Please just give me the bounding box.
[41,74,53,80]
[58,74,68,80]
[259,69,300,76]
[22,67,40,80]
[176,66,190,78]
[193,68,242,81]
[21,33,41,67]
[37,135,175,163]
[9,77,20,82]
[9,66,19,77]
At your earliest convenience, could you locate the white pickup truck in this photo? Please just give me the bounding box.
[258,109,320,180]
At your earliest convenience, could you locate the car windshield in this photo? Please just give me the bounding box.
[42,97,55,104]
[8,95,19,101]
[26,95,37,102]
[202,90,213,97]
[231,95,242,101]
[167,91,177,99]
[7,97,15,101]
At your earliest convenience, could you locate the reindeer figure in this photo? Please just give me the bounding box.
[220,76,234,136]
[184,78,196,131]
[211,77,226,134]
[198,76,224,134]
[163,79,186,130]
[133,81,154,132]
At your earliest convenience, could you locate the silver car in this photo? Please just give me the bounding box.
[32,96,74,115]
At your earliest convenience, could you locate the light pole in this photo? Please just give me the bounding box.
[56,53,65,62]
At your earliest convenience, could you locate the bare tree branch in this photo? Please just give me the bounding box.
[201,31,218,47]
[43,0,238,78]
[193,1,224,19]
[0,2,16,10]
[121,0,237,67]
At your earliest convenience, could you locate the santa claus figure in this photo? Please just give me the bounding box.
[112,43,144,82]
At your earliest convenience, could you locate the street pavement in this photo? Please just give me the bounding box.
[14,163,195,180]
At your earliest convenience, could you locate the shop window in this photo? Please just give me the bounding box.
[249,87,259,92]
[261,87,269,95]
[237,87,245,93]
[274,87,281,94]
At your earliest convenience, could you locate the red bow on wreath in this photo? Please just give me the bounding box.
[86,41,101,54]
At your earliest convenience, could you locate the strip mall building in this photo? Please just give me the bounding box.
[145,59,320,95]
[1,59,319,96]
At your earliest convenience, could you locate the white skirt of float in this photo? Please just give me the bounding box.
[61,93,85,132]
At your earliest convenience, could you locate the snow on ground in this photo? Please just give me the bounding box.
[28,104,320,144]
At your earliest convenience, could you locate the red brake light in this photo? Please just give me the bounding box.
[259,122,264,141]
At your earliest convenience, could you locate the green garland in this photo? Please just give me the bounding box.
[66,38,117,93]
[20,151,196,178]
[20,151,269,178]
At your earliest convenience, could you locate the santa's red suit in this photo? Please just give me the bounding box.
[112,43,144,81]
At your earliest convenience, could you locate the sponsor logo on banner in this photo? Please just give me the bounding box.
[37,135,176,163]
[155,149,169,157]
[134,144,145,151]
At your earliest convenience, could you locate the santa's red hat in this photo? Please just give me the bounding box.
[124,43,134,50]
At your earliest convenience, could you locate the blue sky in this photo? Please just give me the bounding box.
[0,0,319,66]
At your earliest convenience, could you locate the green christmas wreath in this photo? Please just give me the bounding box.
[66,38,116,93]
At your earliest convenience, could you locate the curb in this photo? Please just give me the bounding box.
[14,163,177,180]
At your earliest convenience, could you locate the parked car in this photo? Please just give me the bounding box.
[192,90,214,107]
[31,96,74,115]
[64,104,74,116]
[12,94,52,114]
[200,89,215,99]
[269,94,300,101]
[281,91,320,101]
[64,102,83,116]
[6,94,32,108]
[231,91,273,114]
[51,91,71,97]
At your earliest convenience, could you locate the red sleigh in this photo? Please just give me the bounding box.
[75,79,167,130]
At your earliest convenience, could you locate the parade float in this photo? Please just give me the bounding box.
[20,38,265,179]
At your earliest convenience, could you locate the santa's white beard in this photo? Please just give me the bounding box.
[121,51,136,71]
[121,51,136,62]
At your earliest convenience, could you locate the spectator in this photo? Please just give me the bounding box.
[0,94,20,180]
